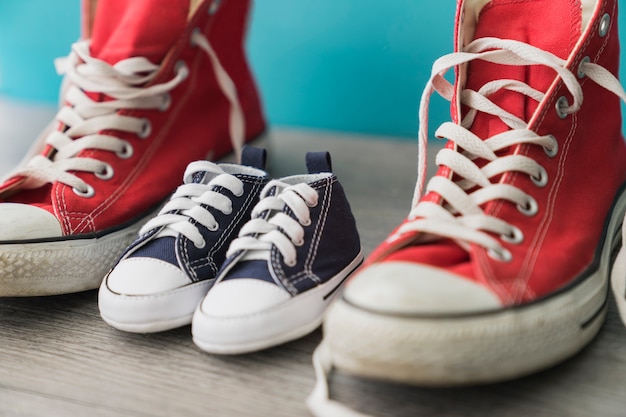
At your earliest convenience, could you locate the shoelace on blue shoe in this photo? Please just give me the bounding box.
[138,161,244,249]
[227,180,319,266]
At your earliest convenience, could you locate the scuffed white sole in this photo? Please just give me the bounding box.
[192,252,363,355]
[0,210,158,297]
[322,191,626,386]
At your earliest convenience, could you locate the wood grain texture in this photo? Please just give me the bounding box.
[0,128,625,417]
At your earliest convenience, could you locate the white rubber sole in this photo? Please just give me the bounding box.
[322,192,626,386]
[99,278,215,333]
[0,212,157,297]
[192,253,364,355]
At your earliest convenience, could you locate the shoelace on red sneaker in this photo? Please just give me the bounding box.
[394,37,626,261]
[307,37,626,417]
[138,161,244,250]
[9,31,244,197]
[227,180,319,265]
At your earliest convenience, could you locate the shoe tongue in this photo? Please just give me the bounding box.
[465,0,581,139]
[90,0,191,65]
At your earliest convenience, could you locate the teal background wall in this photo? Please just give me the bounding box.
[0,1,625,139]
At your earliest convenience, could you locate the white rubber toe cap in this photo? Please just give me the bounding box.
[199,279,291,317]
[0,203,62,240]
[343,262,503,315]
[193,279,301,353]
[99,258,212,333]
[106,257,190,295]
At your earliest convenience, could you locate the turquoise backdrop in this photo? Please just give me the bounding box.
[0,1,625,139]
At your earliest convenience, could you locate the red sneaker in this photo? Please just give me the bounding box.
[311,0,626,399]
[0,0,265,296]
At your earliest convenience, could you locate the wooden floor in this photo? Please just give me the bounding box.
[1,106,626,417]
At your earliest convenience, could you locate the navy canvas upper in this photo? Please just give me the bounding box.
[219,152,362,295]
[116,146,269,283]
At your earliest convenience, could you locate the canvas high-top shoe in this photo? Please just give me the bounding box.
[192,152,363,354]
[0,0,265,296]
[99,146,269,333]
[308,1,626,411]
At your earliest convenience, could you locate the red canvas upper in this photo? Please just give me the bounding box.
[90,0,190,65]
[0,0,266,235]
[365,0,626,305]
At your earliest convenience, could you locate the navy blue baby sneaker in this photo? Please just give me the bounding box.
[98,147,269,333]
[192,152,363,354]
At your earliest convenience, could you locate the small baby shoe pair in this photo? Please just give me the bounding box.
[98,147,363,354]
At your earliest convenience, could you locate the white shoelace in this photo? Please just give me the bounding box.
[138,161,244,249]
[227,179,319,266]
[308,37,626,417]
[10,30,244,198]
[395,37,626,261]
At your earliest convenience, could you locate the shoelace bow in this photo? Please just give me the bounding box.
[227,180,319,266]
[11,31,243,197]
[138,161,244,249]
[394,37,626,261]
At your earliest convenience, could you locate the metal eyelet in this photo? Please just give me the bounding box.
[95,164,114,180]
[159,94,171,111]
[209,0,222,14]
[577,56,591,79]
[138,118,152,139]
[207,223,219,232]
[488,247,513,262]
[190,28,201,47]
[517,197,539,216]
[117,142,134,159]
[599,13,611,37]
[294,238,305,247]
[285,258,297,267]
[544,135,559,158]
[306,198,318,208]
[72,184,95,198]
[530,166,548,187]
[555,96,569,119]
[175,60,189,81]
[300,218,312,226]
[501,226,524,244]
[195,239,207,249]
